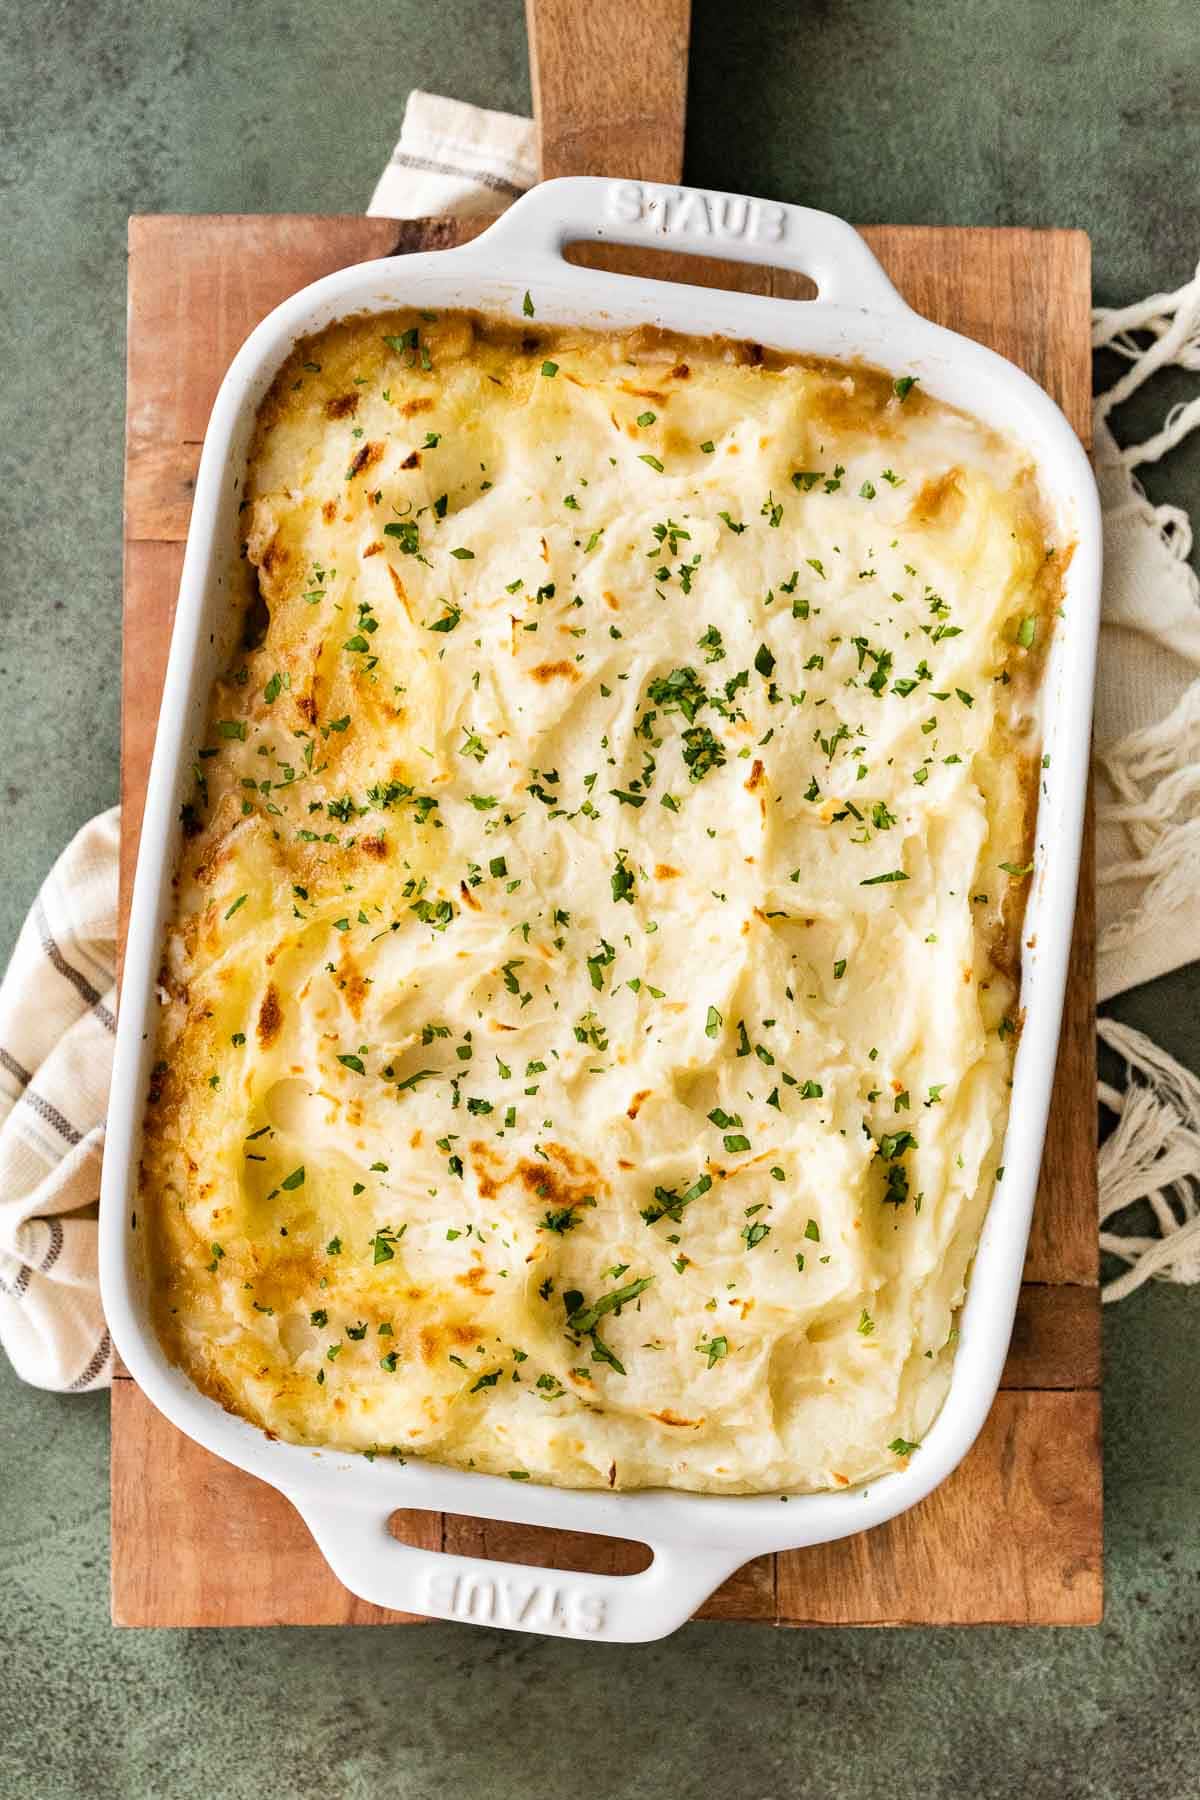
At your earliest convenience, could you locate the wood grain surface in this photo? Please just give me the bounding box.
[112,209,1100,1629]
[526,0,690,183]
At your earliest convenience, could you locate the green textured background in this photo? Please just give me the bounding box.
[2,1,1198,1793]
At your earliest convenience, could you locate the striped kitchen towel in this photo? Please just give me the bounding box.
[368,88,536,219]
[0,807,117,1390]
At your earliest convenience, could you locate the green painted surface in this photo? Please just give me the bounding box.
[2,0,1198,1791]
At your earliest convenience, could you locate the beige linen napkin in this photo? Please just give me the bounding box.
[2,93,1198,1392]
[0,808,117,1389]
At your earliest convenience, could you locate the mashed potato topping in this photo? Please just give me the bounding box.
[141,309,1062,1492]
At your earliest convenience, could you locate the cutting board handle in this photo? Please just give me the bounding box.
[293,1494,740,1641]
[467,175,908,312]
[525,0,691,182]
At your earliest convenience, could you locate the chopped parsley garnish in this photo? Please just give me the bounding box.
[642,1172,713,1226]
[410,896,456,931]
[647,666,707,723]
[567,1276,652,1334]
[370,1226,404,1264]
[562,1276,653,1376]
[610,850,635,904]
[681,725,725,781]
[586,939,616,991]
[427,602,462,632]
[539,1200,594,1234]
[384,519,421,555]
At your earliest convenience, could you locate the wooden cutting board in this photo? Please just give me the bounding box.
[111,208,1101,1628]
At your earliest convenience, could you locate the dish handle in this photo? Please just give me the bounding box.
[291,1492,741,1642]
[469,174,906,313]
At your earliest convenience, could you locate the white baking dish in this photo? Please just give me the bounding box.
[100,178,1101,1642]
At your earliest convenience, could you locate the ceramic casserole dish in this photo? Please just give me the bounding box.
[100,177,1101,1642]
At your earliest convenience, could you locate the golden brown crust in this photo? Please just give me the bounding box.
[142,306,1060,1493]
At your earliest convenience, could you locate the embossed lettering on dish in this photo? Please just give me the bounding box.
[606,181,786,245]
[425,1568,607,1633]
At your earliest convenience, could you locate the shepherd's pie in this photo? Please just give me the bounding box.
[140,309,1063,1493]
